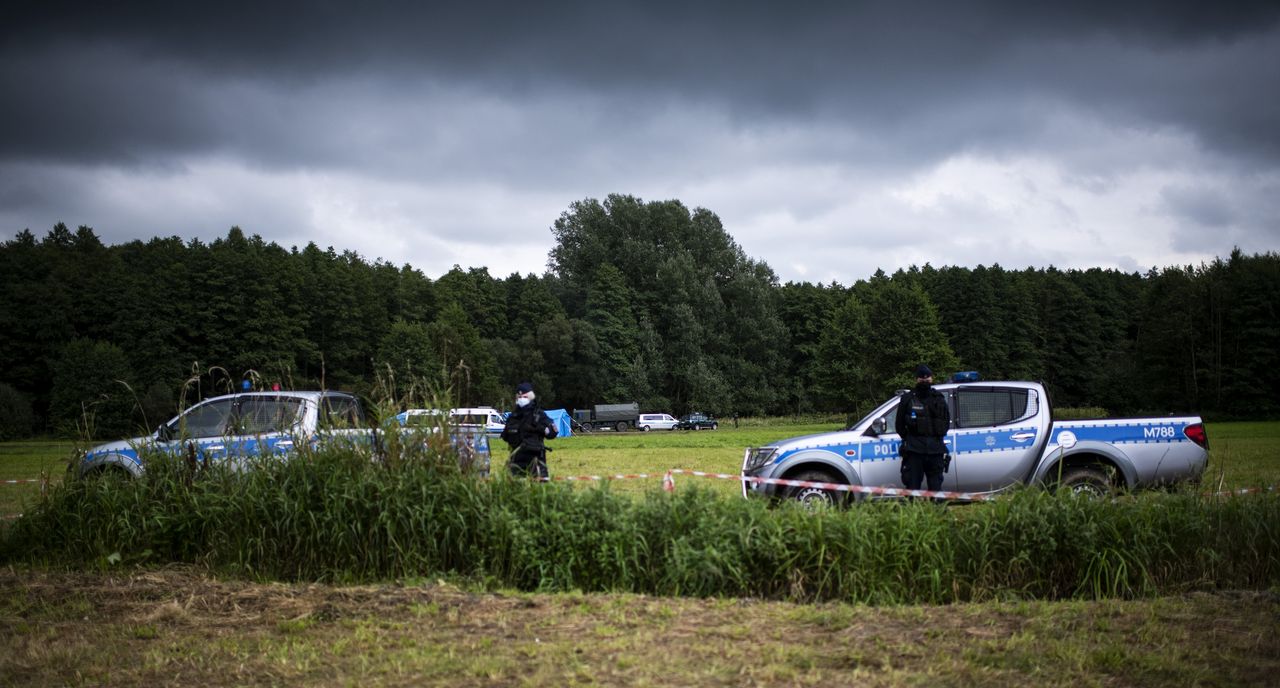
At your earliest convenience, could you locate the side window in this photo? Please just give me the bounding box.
[235,397,304,434]
[955,388,1036,429]
[320,396,364,429]
[172,398,234,438]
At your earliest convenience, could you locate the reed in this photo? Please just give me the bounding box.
[3,444,1277,604]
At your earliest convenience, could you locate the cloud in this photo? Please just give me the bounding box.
[2,2,1279,284]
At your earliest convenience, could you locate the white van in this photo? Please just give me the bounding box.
[450,407,506,435]
[637,413,679,431]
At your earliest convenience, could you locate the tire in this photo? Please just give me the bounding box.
[1060,466,1112,498]
[785,469,845,508]
[711,422,718,430]
[640,425,651,432]
[615,421,628,432]
[86,464,132,481]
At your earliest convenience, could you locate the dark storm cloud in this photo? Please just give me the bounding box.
[3,1,1278,281]
[4,1,1279,167]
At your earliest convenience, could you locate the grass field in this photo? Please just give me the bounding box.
[0,440,76,518]
[2,421,1278,516]
[1,422,1277,685]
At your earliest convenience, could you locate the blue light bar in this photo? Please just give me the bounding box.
[951,371,981,383]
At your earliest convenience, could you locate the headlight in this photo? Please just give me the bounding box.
[743,447,777,472]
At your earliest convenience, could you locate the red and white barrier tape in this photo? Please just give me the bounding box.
[665,470,1280,501]
[545,472,666,483]
[664,469,998,501]
[6,466,1276,503]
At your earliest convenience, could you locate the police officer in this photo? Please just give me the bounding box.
[500,382,558,478]
[895,364,951,494]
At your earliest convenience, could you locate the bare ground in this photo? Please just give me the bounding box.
[2,567,1277,687]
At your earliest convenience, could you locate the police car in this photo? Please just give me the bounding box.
[742,375,1209,505]
[73,391,490,479]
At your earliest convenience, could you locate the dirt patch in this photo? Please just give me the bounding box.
[2,567,1277,687]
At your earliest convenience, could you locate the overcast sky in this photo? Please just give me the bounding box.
[2,1,1278,284]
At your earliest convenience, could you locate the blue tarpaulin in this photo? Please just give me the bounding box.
[545,408,572,438]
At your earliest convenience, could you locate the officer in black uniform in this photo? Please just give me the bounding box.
[895,364,951,493]
[500,381,558,478]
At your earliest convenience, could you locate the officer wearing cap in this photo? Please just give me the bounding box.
[500,381,558,478]
[895,364,951,494]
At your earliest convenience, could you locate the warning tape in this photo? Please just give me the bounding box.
[664,469,998,502]
[8,466,1276,502]
[544,472,666,483]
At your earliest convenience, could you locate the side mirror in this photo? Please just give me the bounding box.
[156,423,174,442]
[871,417,887,436]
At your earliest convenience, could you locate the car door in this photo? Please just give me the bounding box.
[856,399,918,489]
[947,386,1047,492]
[161,397,236,461]
[226,396,307,464]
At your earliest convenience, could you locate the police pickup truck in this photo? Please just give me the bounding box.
[742,379,1209,505]
[72,391,491,478]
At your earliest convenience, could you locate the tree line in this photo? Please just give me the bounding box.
[1,193,1276,439]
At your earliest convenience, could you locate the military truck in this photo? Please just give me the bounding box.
[572,403,641,432]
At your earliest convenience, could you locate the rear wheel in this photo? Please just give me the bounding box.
[785,469,845,508]
[615,421,628,432]
[711,422,718,430]
[1060,466,1112,498]
[640,425,651,431]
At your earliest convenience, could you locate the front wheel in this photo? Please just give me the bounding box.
[1060,466,1112,498]
[784,470,845,508]
[711,422,718,430]
[85,464,133,482]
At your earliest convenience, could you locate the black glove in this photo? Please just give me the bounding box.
[943,453,952,474]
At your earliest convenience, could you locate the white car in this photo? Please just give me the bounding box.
[638,413,679,431]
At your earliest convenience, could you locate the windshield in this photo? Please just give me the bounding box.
[848,395,903,433]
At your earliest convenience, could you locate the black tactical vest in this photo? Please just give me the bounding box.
[906,390,949,437]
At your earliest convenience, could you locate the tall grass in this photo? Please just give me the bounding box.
[3,442,1277,604]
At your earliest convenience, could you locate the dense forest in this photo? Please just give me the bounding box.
[1,193,1277,439]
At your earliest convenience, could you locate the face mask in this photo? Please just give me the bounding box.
[914,381,932,394]
[516,394,533,408]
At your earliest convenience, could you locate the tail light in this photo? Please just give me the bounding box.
[1183,423,1209,449]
